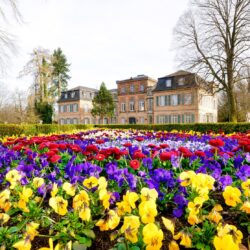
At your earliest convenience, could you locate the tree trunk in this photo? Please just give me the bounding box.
[227,88,237,122]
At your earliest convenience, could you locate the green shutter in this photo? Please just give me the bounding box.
[156,96,159,106]
[192,114,195,123]
[178,115,181,123]
[165,96,168,106]
[178,94,181,105]
[181,94,184,105]
[182,114,185,124]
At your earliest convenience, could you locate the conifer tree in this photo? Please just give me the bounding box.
[91,82,115,124]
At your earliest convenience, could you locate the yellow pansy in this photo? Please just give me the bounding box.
[179,171,196,187]
[73,190,89,209]
[73,191,91,221]
[174,231,192,248]
[169,240,180,250]
[62,182,76,196]
[13,239,32,250]
[98,176,108,190]
[50,183,58,197]
[120,215,140,243]
[187,196,204,215]
[223,186,241,207]
[139,201,157,224]
[33,177,44,188]
[192,173,215,192]
[49,196,68,216]
[123,191,139,209]
[96,209,120,231]
[241,179,250,197]
[83,176,98,189]
[217,224,243,244]
[0,189,11,212]
[0,213,10,224]
[187,213,200,225]
[116,200,131,216]
[38,238,61,250]
[19,187,33,202]
[208,204,223,224]
[6,169,21,189]
[162,217,175,235]
[142,223,163,250]
[25,222,39,241]
[140,187,158,202]
[99,189,111,209]
[241,201,250,214]
[213,234,239,250]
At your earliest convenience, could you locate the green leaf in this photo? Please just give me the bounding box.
[75,236,92,247]
[130,247,141,250]
[82,229,95,239]
[117,243,127,250]
[72,242,87,250]
[7,227,19,234]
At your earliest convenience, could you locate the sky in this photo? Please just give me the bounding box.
[2,0,190,91]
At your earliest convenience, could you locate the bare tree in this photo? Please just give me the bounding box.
[174,0,250,122]
[0,0,22,75]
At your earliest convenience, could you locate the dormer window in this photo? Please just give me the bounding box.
[64,93,68,99]
[71,91,75,98]
[178,77,185,86]
[165,79,172,87]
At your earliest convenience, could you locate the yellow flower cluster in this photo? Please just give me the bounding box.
[213,224,243,250]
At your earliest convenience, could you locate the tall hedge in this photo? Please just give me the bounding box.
[0,124,94,137]
[95,123,250,134]
[0,123,249,137]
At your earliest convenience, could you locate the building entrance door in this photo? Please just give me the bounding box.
[129,117,136,124]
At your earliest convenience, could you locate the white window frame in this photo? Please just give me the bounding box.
[140,117,144,124]
[130,85,134,93]
[129,101,135,111]
[183,93,192,105]
[139,100,145,111]
[172,114,178,123]
[121,103,126,112]
[166,79,172,87]
[140,84,144,92]
[185,114,192,123]
[178,77,185,86]
[159,96,165,106]
[171,95,178,106]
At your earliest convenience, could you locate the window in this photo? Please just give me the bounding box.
[149,115,153,124]
[59,105,63,113]
[158,115,165,124]
[69,104,74,112]
[64,93,68,99]
[171,95,178,106]
[71,92,75,98]
[121,103,126,112]
[159,96,165,106]
[183,93,192,105]
[139,100,145,111]
[165,79,172,87]
[60,119,64,124]
[67,118,71,124]
[84,104,89,112]
[129,101,135,111]
[140,84,144,92]
[148,99,153,111]
[121,118,126,124]
[130,85,134,93]
[73,104,78,112]
[172,115,178,124]
[185,114,192,123]
[178,78,185,86]
[121,87,126,94]
[139,117,144,124]
[73,118,78,124]
[63,105,67,112]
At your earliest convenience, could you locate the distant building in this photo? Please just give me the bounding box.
[57,86,118,124]
[153,70,217,124]
[57,86,97,124]
[116,75,157,124]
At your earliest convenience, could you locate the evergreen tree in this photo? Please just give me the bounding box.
[51,48,70,98]
[91,82,115,124]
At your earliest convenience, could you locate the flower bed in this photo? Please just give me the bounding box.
[0,129,249,250]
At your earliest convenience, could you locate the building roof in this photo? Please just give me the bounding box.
[163,70,192,78]
[65,86,98,92]
[116,75,156,83]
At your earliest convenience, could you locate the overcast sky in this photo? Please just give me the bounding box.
[2,0,189,91]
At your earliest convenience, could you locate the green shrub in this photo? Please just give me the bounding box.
[95,123,250,133]
[0,124,94,137]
